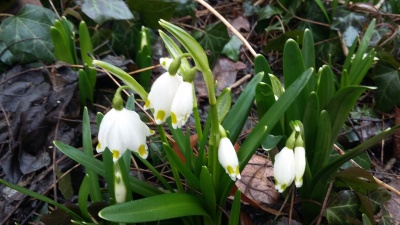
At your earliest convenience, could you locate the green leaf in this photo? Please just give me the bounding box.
[283,39,307,127]
[93,60,148,101]
[221,35,242,61]
[79,21,93,67]
[310,110,331,172]
[302,29,316,92]
[331,7,369,47]
[229,190,241,225]
[99,193,210,222]
[129,0,178,28]
[326,86,373,146]
[325,190,359,225]
[162,143,200,190]
[254,54,272,85]
[82,107,102,202]
[255,82,275,119]
[0,178,84,221]
[159,20,209,72]
[216,88,232,123]
[53,141,162,197]
[311,123,400,198]
[81,0,133,24]
[192,22,230,67]
[317,65,335,109]
[200,166,216,220]
[372,63,400,112]
[78,175,93,221]
[159,30,191,72]
[302,92,319,160]
[222,72,264,142]
[0,4,57,63]
[335,167,379,194]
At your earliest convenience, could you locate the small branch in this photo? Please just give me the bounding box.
[315,180,334,225]
[195,0,258,58]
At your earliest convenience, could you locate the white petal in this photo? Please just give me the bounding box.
[97,108,152,162]
[144,72,182,124]
[171,82,193,129]
[273,147,295,193]
[218,137,241,181]
[294,146,306,187]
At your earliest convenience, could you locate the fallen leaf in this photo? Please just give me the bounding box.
[236,154,279,206]
[229,15,250,35]
[213,57,247,93]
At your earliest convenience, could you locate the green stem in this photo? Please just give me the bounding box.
[192,83,203,141]
[157,125,184,193]
[202,68,221,192]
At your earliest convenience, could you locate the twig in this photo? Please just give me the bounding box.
[315,180,334,225]
[333,144,400,196]
[195,0,258,58]
[229,74,252,89]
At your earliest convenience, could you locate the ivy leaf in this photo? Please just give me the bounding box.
[372,63,400,112]
[192,22,230,67]
[81,0,133,24]
[129,0,178,28]
[222,35,242,62]
[0,4,57,64]
[325,190,360,225]
[331,7,369,47]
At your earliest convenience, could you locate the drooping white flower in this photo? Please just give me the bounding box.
[170,81,193,129]
[218,137,241,181]
[294,146,306,188]
[273,147,295,193]
[144,72,183,124]
[96,108,154,162]
[160,57,173,70]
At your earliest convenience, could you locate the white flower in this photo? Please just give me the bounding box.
[144,72,183,124]
[274,147,295,193]
[294,146,306,188]
[218,137,241,181]
[170,81,193,129]
[96,108,154,162]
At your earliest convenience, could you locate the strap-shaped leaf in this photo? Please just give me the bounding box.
[310,110,331,173]
[200,166,217,220]
[99,193,210,222]
[254,54,272,86]
[325,86,374,146]
[222,72,264,142]
[79,21,93,66]
[93,60,148,101]
[82,107,102,202]
[317,65,335,109]
[284,39,307,127]
[53,141,162,197]
[159,20,209,73]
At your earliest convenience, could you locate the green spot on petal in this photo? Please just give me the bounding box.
[235,165,240,174]
[171,112,177,125]
[144,99,151,108]
[156,110,166,121]
[227,165,234,175]
[112,150,119,160]
[138,145,147,157]
[96,141,101,150]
